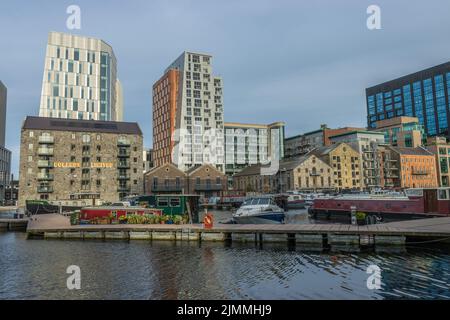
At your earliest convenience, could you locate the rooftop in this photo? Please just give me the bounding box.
[328,130,384,139]
[22,116,142,135]
[389,146,434,156]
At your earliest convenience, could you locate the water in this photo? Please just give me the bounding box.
[1,231,449,299]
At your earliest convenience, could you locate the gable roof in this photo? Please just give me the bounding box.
[186,164,224,176]
[144,163,186,176]
[388,146,434,156]
[234,154,330,177]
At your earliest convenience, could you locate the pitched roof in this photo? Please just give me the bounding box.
[234,154,329,177]
[22,116,142,135]
[186,164,225,176]
[389,146,434,156]
[144,163,186,176]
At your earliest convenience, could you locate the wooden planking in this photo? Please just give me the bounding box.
[25,214,450,239]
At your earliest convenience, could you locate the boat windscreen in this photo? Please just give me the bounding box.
[257,198,270,205]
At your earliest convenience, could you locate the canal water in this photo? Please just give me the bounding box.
[0,210,449,299]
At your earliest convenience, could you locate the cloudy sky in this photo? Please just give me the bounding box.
[1,0,450,176]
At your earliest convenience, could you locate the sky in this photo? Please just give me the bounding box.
[1,0,450,177]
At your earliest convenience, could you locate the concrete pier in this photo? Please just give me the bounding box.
[21,214,450,249]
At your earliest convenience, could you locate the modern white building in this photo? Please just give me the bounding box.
[153,51,224,172]
[0,81,11,204]
[224,122,285,176]
[143,148,154,173]
[39,31,123,121]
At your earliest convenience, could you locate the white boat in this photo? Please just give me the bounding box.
[286,192,307,209]
[232,197,285,224]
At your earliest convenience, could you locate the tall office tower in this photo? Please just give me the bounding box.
[153,51,225,172]
[0,81,11,204]
[39,31,122,121]
[366,61,450,138]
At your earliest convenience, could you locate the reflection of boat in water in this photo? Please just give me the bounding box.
[233,197,285,224]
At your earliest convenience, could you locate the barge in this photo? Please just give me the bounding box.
[308,188,450,223]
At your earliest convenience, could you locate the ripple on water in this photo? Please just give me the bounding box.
[0,232,449,299]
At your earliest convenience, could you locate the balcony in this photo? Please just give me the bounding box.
[117,174,131,180]
[37,160,53,168]
[412,169,430,176]
[117,139,131,147]
[117,186,131,192]
[152,184,185,192]
[38,136,54,144]
[117,162,130,169]
[37,173,54,181]
[117,150,131,158]
[193,183,224,191]
[37,186,54,193]
[38,148,54,156]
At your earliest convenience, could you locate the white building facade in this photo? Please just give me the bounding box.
[39,32,123,121]
[224,122,285,176]
[0,81,11,204]
[164,51,225,172]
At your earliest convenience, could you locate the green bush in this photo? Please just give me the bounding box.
[356,212,366,220]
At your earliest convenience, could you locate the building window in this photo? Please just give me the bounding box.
[82,134,90,144]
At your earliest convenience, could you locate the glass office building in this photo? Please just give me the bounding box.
[366,62,450,138]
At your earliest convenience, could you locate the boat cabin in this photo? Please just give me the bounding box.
[405,187,450,214]
[126,194,201,222]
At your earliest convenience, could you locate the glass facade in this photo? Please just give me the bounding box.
[366,64,450,138]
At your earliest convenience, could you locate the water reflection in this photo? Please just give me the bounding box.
[0,232,449,299]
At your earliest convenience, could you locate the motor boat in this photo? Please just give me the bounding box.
[286,192,306,209]
[232,197,285,224]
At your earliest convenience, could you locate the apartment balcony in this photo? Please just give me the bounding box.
[117,186,131,192]
[152,184,185,192]
[38,148,54,156]
[309,172,321,177]
[37,173,54,181]
[37,186,54,193]
[412,169,430,176]
[117,174,131,180]
[117,150,131,158]
[38,136,54,144]
[117,139,131,147]
[193,183,224,191]
[117,162,130,169]
[37,160,53,168]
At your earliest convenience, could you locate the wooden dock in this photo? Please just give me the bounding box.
[24,214,450,247]
[0,218,29,231]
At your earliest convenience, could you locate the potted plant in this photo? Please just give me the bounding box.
[119,215,128,224]
[166,215,174,224]
[160,215,169,224]
[356,212,366,225]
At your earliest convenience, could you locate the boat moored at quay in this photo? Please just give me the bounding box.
[233,196,286,224]
[308,187,450,223]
